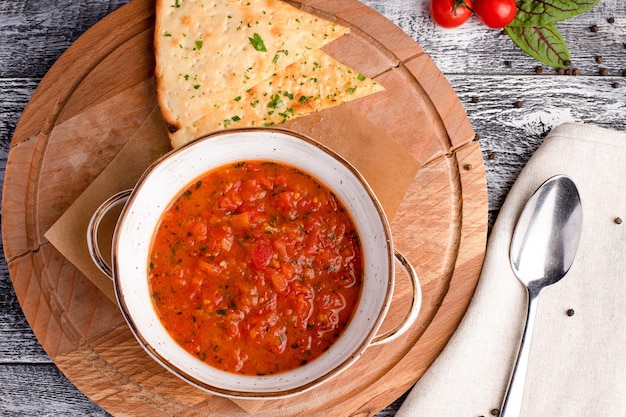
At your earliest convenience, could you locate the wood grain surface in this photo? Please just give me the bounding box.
[2,0,488,416]
[1,0,624,416]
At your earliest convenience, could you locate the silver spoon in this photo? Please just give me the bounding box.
[500,175,583,417]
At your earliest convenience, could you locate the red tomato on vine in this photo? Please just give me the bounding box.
[474,0,517,28]
[430,0,474,29]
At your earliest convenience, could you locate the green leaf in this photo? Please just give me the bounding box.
[511,0,601,27]
[506,24,571,68]
[267,93,284,109]
[248,33,267,52]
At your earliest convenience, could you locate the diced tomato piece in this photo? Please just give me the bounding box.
[269,271,288,292]
[251,242,273,270]
[217,190,243,211]
[291,283,314,329]
[258,175,274,190]
[281,263,296,281]
[274,174,288,188]
[273,238,290,260]
[192,221,208,240]
[276,191,295,210]
[198,260,221,276]
[205,228,229,255]
[242,179,267,202]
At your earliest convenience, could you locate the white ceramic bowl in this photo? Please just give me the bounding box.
[88,128,421,399]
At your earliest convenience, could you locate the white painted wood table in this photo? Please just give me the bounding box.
[1,0,624,415]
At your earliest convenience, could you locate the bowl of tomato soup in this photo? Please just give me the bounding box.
[88,128,421,399]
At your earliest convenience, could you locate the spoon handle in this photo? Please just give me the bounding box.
[500,289,540,417]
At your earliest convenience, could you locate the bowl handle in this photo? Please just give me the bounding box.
[369,251,422,346]
[86,189,132,280]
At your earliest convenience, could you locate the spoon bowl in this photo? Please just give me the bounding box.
[501,174,582,417]
[510,175,583,289]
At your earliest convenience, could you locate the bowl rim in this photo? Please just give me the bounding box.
[111,127,396,399]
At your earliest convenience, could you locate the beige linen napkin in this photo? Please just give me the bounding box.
[397,123,626,417]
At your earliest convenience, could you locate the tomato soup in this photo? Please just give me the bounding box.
[148,160,363,375]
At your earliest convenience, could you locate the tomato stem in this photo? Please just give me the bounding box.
[454,0,474,13]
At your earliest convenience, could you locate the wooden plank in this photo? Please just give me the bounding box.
[0,364,110,416]
[0,1,131,79]
[1,0,623,80]
[361,0,626,76]
[448,74,626,211]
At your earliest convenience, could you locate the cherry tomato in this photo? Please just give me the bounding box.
[430,0,474,29]
[474,0,517,28]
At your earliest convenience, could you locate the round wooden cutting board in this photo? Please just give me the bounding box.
[2,0,487,416]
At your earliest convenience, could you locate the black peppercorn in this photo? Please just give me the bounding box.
[572,68,580,76]
[600,68,609,76]
[513,100,523,108]
[491,409,500,416]
[566,308,575,316]
[557,67,565,75]
[607,17,615,24]
[471,96,480,103]
[595,55,604,64]
[590,24,599,32]
[612,82,621,88]
[535,65,544,74]
[615,217,623,224]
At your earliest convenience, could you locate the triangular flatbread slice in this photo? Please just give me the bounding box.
[171,48,383,148]
[155,0,349,132]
